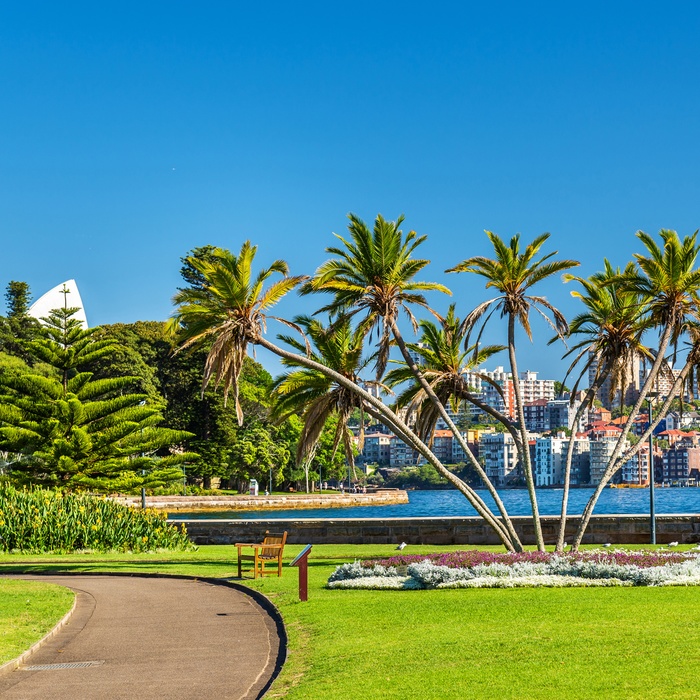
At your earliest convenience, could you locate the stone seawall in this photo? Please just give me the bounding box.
[120,490,408,511]
[173,514,700,546]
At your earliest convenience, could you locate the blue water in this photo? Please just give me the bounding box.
[169,487,700,520]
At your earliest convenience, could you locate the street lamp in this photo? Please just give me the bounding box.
[647,393,660,545]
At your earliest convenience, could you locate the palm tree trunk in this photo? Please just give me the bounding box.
[555,378,602,552]
[571,339,696,549]
[256,334,519,550]
[389,318,524,551]
[302,443,317,494]
[507,314,545,551]
[363,404,516,548]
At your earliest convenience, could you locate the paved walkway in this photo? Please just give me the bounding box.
[0,575,284,699]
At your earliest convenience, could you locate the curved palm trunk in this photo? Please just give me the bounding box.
[555,376,603,551]
[571,337,695,549]
[257,335,519,550]
[389,319,524,551]
[507,315,545,551]
[302,444,317,494]
[360,403,516,549]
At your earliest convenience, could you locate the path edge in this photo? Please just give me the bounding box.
[0,586,78,677]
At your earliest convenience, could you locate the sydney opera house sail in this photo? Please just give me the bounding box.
[28,279,88,328]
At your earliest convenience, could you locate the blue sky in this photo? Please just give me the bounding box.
[2,2,700,381]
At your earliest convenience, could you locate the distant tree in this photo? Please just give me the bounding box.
[178,245,219,291]
[553,381,570,396]
[0,281,39,362]
[5,281,31,317]
[226,423,289,492]
[87,322,167,409]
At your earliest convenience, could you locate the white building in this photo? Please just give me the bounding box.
[535,436,591,486]
[535,436,565,486]
[480,432,519,486]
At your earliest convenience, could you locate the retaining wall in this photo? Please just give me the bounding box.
[173,514,700,546]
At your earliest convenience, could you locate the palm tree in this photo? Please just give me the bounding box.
[303,213,451,379]
[383,305,524,549]
[270,315,371,489]
[447,231,579,550]
[553,261,653,550]
[571,229,700,549]
[305,214,524,550]
[169,239,519,549]
[167,242,307,426]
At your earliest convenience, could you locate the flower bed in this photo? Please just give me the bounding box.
[327,549,700,590]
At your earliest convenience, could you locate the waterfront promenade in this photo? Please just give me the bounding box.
[117,489,409,512]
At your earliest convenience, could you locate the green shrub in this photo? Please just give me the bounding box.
[0,484,193,553]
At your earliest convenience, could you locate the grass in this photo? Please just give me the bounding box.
[0,579,74,665]
[1,544,700,698]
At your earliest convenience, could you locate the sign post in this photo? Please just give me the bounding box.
[290,544,313,602]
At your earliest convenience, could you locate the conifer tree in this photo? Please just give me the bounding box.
[0,294,194,491]
[0,280,40,362]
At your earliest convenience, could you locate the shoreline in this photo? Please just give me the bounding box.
[116,489,409,512]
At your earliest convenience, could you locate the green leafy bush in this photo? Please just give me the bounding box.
[0,484,193,553]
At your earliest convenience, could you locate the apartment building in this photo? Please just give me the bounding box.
[589,437,627,485]
[620,444,651,486]
[362,432,392,465]
[431,429,454,465]
[547,398,589,433]
[662,441,700,485]
[461,367,555,420]
[480,432,519,486]
[524,398,589,434]
[588,352,642,411]
[534,436,591,486]
[388,436,416,467]
[524,399,549,433]
[535,436,564,486]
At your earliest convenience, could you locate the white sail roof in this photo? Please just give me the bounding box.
[28,279,88,328]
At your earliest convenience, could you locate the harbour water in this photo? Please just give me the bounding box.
[170,486,700,520]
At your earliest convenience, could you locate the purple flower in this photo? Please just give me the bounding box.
[364,549,694,570]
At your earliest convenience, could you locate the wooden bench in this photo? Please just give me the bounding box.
[235,531,288,578]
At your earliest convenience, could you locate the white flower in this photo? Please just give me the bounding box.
[328,576,423,590]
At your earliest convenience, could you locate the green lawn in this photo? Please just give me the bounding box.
[1,544,700,698]
[0,579,74,665]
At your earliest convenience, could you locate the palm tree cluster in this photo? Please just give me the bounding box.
[169,216,700,552]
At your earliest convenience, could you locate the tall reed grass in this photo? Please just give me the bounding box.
[0,484,193,553]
